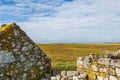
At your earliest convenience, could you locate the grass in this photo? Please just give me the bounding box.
[38,43,120,70]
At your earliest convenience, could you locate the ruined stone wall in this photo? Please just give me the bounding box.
[77,51,120,80]
[0,23,51,80]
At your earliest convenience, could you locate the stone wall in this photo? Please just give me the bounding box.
[0,23,51,80]
[77,51,120,80]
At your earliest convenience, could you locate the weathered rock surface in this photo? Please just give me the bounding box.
[0,23,51,80]
[50,70,82,80]
[77,51,120,80]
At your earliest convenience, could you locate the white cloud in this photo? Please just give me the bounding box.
[0,0,120,42]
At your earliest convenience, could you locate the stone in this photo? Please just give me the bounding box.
[0,53,3,63]
[83,62,89,69]
[37,62,42,66]
[92,65,99,72]
[33,46,39,50]
[12,43,15,48]
[110,59,120,67]
[1,24,6,28]
[97,76,104,80]
[73,76,79,80]
[0,74,3,77]
[99,68,104,72]
[51,76,56,80]
[56,75,61,80]
[68,76,73,80]
[40,66,44,70]
[22,73,27,79]
[77,60,84,66]
[115,68,120,77]
[109,68,116,75]
[61,71,66,76]
[78,74,87,79]
[98,58,110,66]
[13,49,19,52]
[84,57,92,63]
[0,23,51,80]
[22,47,28,52]
[2,39,7,43]
[67,71,79,77]
[16,45,21,49]
[109,76,117,80]
[77,52,120,80]
[103,53,112,58]
[61,76,68,80]
[0,51,15,64]
[0,44,2,46]
[24,52,30,55]
[104,77,109,80]
[13,29,19,37]
[8,37,11,39]
[19,55,26,62]
[24,42,29,46]
[41,78,49,80]
[28,44,33,49]
[77,57,84,61]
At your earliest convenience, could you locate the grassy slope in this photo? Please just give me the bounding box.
[38,43,120,70]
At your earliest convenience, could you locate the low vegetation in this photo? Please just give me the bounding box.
[38,43,120,70]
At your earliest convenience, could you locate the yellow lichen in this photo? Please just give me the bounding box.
[0,22,14,32]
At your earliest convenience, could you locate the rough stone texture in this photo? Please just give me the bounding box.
[109,76,117,80]
[98,58,110,66]
[0,23,51,80]
[73,76,79,80]
[115,68,120,77]
[110,59,120,67]
[77,51,120,80]
[50,70,81,80]
[78,74,87,79]
[0,51,15,64]
[97,76,104,80]
[92,65,99,72]
[61,71,66,76]
[67,71,79,77]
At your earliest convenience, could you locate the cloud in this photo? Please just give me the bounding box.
[0,0,120,43]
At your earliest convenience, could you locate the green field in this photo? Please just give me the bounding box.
[38,43,120,70]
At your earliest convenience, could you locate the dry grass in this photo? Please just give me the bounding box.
[38,43,120,70]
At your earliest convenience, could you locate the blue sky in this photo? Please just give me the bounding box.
[0,0,120,43]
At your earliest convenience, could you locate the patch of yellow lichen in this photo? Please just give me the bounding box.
[77,60,101,80]
[99,72,105,77]
[0,22,14,41]
[0,22,14,32]
[85,65,96,79]
[87,71,97,80]
[0,23,15,51]
[77,64,83,69]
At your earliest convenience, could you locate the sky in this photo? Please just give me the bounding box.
[0,0,120,43]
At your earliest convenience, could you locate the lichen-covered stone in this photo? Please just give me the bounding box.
[22,46,28,52]
[77,51,120,80]
[110,59,120,67]
[109,76,117,80]
[78,74,87,79]
[98,58,110,66]
[97,76,104,80]
[92,65,99,72]
[0,23,51,80]
[115,68,120,77]
[28,44,33,49]
[0,51,15,64]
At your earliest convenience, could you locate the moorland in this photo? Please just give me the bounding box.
[39,43,120,70]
